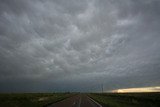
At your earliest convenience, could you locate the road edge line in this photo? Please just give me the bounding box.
[78,97,81,107]
[88,96,102,107]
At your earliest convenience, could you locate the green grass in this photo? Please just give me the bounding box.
[1,92,159,107]
[89,92,160,107]
[0,93,74,107]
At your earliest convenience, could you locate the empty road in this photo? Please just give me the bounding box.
[47,94,102,107]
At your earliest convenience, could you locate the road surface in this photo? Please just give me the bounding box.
[47,94,102,107]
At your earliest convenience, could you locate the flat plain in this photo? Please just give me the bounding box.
[0,93,73,107]
[0,92,160,107]
[89,92,160,107]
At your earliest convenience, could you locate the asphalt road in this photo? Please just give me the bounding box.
[47,94,102,107]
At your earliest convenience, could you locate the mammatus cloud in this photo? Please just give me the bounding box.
[0,0,160,92]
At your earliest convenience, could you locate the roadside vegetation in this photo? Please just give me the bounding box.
[0,93,74,107]
[89,92,160,107]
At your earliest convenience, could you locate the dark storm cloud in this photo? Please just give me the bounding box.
[0,0,160,92]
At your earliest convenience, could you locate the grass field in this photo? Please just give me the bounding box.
[1,92,160,107]
[89,92,160,107]
[0,93,74,107]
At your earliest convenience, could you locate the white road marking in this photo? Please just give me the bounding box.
[73,101,76,105]
[88,96,102,107]
[78,97,81,107]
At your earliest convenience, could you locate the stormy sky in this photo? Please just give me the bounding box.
[0,0,160,92]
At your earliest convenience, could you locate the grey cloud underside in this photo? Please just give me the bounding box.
[0,0,160,92]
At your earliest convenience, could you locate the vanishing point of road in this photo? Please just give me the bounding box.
[47,94,103,107]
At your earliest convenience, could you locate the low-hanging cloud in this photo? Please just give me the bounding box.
[0,0,160,92]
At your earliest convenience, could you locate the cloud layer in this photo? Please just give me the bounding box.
[0,0,160,92]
